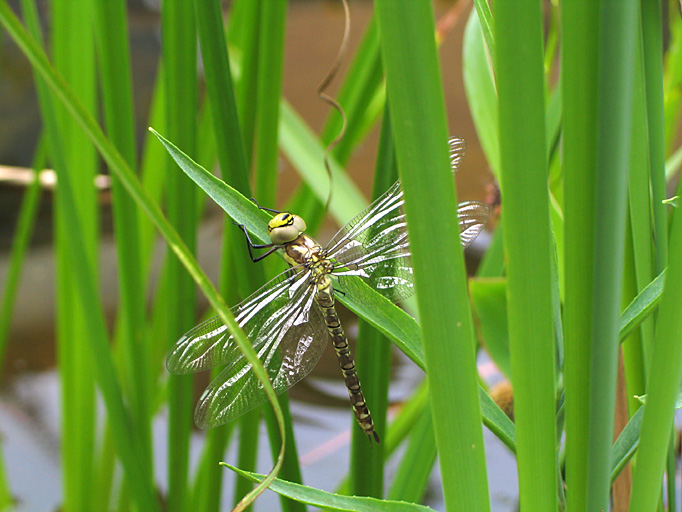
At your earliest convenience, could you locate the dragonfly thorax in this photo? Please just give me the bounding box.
[268,212,307,244]
[282,233,328,270]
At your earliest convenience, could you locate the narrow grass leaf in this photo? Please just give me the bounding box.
[223,464,437,512]
[641,0,667,274]
[462,8,499,176]
[51,1,99,508]
[229,0,261,162]
[161,0,201,507]
[619,269,665,342]
[472,0,495,63]
[253,0,286,208]
[611,406,644,485]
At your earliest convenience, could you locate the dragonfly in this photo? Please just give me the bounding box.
[166,137,489,443]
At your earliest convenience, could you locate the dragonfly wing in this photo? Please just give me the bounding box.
[167,266,309,374]
[448,137,466,173]
[458,201,490,248]
[326,180,414,304]
[193,294,329,428]
[326,178,489,304]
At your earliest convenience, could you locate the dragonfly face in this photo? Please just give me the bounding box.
[267,212,307,244]
[166,137,489,442]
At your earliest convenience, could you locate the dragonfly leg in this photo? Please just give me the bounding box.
[249,197,280,214]
[234,223,280,262]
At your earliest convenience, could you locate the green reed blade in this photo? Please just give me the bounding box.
[472,0,495,63]
[229,0,261,163]
[641,0,667,274]
[585,3,639,510]
[93,0,153,487]
[50,0,99,508]
[161,1,199,509]
[628,191,682,511]
[496,3,557,510]
[611,405,644,485]
[560,2,598,510]
[252,0,286,208]
[375,2,490,510]
[619,270,665,343]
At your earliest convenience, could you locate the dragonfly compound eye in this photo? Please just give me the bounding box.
[268,213,307,244]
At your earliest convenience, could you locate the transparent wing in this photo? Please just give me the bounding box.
[448,137,466,173]
[194,298,329,428]
[326,180,413,303]
[458,200,489,248]
[326,177,489,304]
[167,267,306,374]
[166,267,329,428]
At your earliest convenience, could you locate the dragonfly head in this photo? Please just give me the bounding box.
[268,212,307,244]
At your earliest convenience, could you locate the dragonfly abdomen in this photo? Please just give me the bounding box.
[316,278,380,443]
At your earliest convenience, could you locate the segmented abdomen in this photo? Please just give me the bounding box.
[315,279,380,443]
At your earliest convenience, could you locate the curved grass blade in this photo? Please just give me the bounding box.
[222,464,437,512]
[472,0,495,62]
[610,406,643,485]
[0,5,287,507]
[618,269,665,342]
